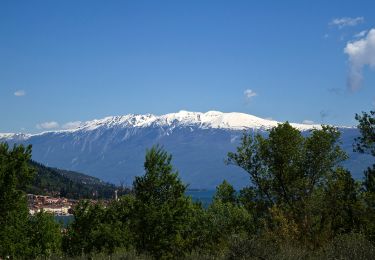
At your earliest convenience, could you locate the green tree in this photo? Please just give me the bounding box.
[322,169,362,237]
[355,111,375,194]
[354,110,375,241]
[63,199,132,256]
[0,143,35,258]
[203,188,254,256]
[63,200,104,255]
[355,110,375,156]
[103,194,136,253]
[132,145,195,259]
[28,211,62,258]
[213,180,237,204]
[227,123,350,246]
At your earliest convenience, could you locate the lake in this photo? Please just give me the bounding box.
[55,215,74,227]
[186,190,215,207]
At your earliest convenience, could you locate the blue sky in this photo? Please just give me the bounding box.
[1,0,375,133]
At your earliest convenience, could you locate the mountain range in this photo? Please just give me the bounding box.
[1,111,372,188]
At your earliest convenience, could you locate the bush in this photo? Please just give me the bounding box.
[318,233,375,260]
[226,234,278,260]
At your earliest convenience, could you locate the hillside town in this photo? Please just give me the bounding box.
[27,194,77,216]
[27,192,118,216]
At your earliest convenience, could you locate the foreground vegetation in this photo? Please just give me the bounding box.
[0,111,374,259]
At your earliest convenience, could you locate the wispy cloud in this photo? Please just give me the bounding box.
[36,121,59,130]
[344,28,375,91]
[14,90,26,96]
[302,120,314,125]
[62,121,82,129]
[354,30,367,38]
[244,89,257,103]
[330,17,364,29]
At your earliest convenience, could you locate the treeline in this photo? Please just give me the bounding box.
[27,160,128,199]
[0,111,375,259]
[0,144,62,258]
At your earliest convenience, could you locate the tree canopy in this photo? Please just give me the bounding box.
[0,143,61,258]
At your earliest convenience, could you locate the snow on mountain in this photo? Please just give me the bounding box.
[0,133,15,139]
[0,133,31,140]
[75,110,323,132]
[1,111,325,139]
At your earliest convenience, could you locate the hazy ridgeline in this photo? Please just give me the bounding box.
[0,111,375,259]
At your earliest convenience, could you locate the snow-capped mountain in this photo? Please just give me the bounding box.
[69,110,323,132]
[2,111,323,140]
[0,111,369,188]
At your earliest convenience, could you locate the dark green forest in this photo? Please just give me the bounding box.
[1,111,375,259]
[27,160,128,199]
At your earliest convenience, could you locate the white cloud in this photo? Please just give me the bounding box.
[302,120,314,125]
[354,30,367,38]
[36,121,59,130]
[344,28,375,91]
[14,90,26,96]
[330,17,364,29]
[62,121,82,129]
[244,89,257,102]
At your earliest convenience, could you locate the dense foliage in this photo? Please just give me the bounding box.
[1,111,375,259]
[0,143,61,258]
[355,110,375,242]
[227,123,358,247]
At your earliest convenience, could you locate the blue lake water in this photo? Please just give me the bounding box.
[55,215,74,227]
[186,190,215,207]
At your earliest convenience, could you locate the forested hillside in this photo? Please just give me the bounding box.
[27,161,128,199]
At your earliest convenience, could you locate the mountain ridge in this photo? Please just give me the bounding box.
[1,111,352,139]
